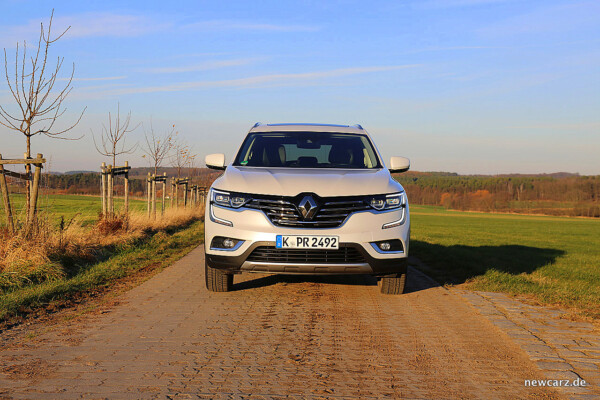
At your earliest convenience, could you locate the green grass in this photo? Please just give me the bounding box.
[3,193,148,226]
[0,220,203,320]
[410,205,600,319]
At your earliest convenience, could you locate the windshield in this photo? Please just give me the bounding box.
[233,132,382,169]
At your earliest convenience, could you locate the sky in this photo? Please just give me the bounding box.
[0,0,599,174]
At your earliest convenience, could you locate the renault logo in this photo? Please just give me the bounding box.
[298,196,317,220]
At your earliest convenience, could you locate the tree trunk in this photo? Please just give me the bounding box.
[25,156,42,236]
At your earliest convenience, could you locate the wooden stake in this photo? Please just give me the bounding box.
[28,154,42,220]
[25,154,42,235]
[184,182,188,207]
[147,173,151,217]
[24,152,31,222]
[151,176,156,219]
[0,154,15,234]
[107,165,113,219]
[101,162,107,217]
[162,173,166,216]
[124,161,129,215]
[170,178,174,209]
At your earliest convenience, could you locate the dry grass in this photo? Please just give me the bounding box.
[0,205,204,291]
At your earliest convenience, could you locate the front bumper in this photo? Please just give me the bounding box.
[205,203,410,276]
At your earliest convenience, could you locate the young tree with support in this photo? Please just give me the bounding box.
[0,154,46,235]
[146,172,168,218]
[101,161,131,220]
[93,104,138,220]
[0,11,85,228]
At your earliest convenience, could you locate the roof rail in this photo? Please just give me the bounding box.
[352,124,363,130]
[266,123,351,128]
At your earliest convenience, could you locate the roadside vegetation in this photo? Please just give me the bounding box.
[410,205,600,320]
[0,199,204,320]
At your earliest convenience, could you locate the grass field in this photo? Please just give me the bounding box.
[3,193,150,227]
[410,205,600,320]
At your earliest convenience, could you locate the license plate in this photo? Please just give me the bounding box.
[276,235,339,249]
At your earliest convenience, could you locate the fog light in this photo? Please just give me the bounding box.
[371,239,404,253]
[379,242,391,251]
[210,236,243,251]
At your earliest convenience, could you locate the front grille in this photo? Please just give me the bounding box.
[247,246,366,264]
[246,194,370,228]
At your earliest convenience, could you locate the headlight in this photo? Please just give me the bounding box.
[368,192,405,211]
[211,189,252,208]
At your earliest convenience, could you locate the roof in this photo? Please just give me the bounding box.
[249,122,366,134]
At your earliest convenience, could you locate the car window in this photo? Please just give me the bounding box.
[233,132,382,169]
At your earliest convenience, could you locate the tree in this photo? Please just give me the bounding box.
[170,139,193,179]
[0,10,85,220]
[141,121,175,175]
[92,103,139,166]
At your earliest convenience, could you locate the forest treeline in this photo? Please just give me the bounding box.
[7,168,221,197]
[9,169,600,218]
[395,172,600,218]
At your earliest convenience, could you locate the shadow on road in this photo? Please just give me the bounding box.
[231,242,564,293]
[410,241,565,285]
[232,265,440,294]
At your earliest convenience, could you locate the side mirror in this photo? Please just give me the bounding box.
[389,156,410,173]
[205,153,226,170]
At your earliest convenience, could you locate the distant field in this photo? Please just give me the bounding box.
[410,205,600,319]
[2,194,149,227]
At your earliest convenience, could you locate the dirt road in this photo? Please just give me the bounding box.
[0,246,560,399]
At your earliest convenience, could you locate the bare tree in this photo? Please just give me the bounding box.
[141,121,175,175]
[170,139,192,179]
[0,10,86,217]
[92,103,139,166]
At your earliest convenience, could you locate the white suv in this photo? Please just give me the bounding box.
[204,123,411,294]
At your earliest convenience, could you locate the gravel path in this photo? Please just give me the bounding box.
[0,246,561,399]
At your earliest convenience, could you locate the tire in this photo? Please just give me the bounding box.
[205,259,233,292]
[380,272,406,295]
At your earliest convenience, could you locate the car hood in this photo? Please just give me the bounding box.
[212,166,403,197]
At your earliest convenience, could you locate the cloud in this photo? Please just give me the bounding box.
[182,20,320,33]
[145,58,263,74]
[0,14,319,47]
[415,0,517,9]
[478,2,600,37]
[56,13,170,38]
[82,65,420,96]
[0,13,169,47]
[60,76,128,82]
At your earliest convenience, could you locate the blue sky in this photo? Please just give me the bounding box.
[0,0,599,174]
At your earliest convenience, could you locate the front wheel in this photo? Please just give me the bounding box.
[380,272,406,295]
[205,260,233,292]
